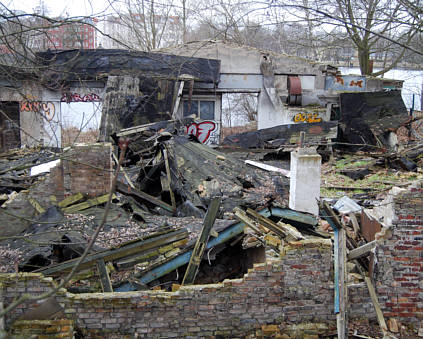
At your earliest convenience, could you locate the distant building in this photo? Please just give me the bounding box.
[45,17,98,50]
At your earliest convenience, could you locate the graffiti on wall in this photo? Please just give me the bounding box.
[185,120,220,145]
[325,75,366,92]
[61,92,101,103]
[293,112,322,123]
[20,101,55,121]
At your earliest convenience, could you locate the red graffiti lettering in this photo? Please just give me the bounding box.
[61,92,101,103]
[185,121,216,144]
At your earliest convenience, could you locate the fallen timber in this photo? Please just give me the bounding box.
[114,207,314,292]
[36,228,188,276]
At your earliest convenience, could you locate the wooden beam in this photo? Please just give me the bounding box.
[349,212,360,235]
[139,163,162,191]
[58,193,84,208]
[234,207,263,235]
[117,181,174,213]
[112,153,135,189]
[62,194,116,214]
[347,241,376,261]
[276,221,304,241]
[163,148,176,210]
[182,196,221,285]
[36,228,188,276]
[171,80,184,119]
[246,208,285,238]
[365,276,388,335]
[269,207,318,226]
[337,228,348,339]
[97,258,113,292]
[28,198,46,214]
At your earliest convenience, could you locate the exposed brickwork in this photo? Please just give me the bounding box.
[51,143,113,198]
[11,319,74,338]
[375,184,423,324]
[63,240,335,338]
[0,273,64,327]
[2,182,422,338]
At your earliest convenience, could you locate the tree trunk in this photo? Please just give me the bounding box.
[358,48,371,75]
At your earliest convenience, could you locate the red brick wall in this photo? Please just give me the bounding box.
[50,143,112,199]
[375,184,423,324]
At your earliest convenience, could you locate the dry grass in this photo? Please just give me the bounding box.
[62,127,99,147]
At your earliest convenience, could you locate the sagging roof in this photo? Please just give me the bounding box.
[158,40,336,75]
[36,49,221,86]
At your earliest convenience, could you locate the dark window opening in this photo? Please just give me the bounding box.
[0,101,20,151]
[183,100,215,120]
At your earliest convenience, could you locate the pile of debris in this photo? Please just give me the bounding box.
[0,125,292,292]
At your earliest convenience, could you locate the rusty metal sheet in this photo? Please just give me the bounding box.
[360,210,381,242]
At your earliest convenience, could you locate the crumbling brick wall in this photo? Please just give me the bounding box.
[50,143,112,200]
[2,183,422,338]
[64,239,335,338]
[0,273,64,327]
[11,319,74,338]
[1,241,336,338]
[374,185,423,325]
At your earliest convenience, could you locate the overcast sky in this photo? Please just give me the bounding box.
[6,0,112,17]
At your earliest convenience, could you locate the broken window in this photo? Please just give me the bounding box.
[183,100,215,120]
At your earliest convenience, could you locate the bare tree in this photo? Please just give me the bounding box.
[267,0,421,76]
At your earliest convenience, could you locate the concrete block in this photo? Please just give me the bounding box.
[289,148,321,215]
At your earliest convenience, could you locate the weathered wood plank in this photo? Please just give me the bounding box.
[58,193,84,208]
[347,241,376,261]
[234,207,263,235]
[112,152,135,189]
[246,208,285,238]
[63,194,116,213]
[182,197,221,285]
[337,228,348,339]
[270,207,318,226]
[97,258,113,292]
[163,148,176,209]
[276,221,304,241]
[37,228,188,276]
[365,276,388,335]
[28,198,46,214]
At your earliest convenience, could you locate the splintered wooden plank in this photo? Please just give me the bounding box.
[58,193,84,208]
[163,148,176,209]
[337,228,348,339]
[365,276,388,335]
[97,258,113,292]
[270,207,318,226]
[37,228,188,276]
[117,181,174,213]
[234,207,263,235]
[112,152,135,189]
[347,241,376,261]
[276,221,304,241]
[28,198,46,214]
[182,196,221,285]
[246,208,286,238]
[62,194,116,213]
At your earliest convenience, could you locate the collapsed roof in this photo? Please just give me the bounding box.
[36,49,221,86]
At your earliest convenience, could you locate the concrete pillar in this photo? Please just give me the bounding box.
[289,147,321,215]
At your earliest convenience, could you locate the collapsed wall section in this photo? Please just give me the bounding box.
[2,181,422,337]
[375,183,423,325]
